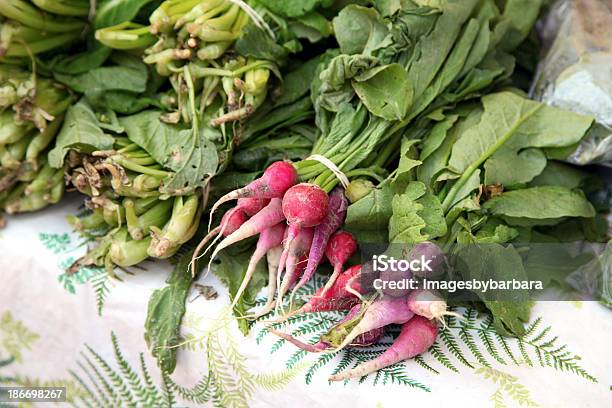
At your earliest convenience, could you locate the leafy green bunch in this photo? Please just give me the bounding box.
[0,0,88,63]
[0,64,72,215]
[95,0,328,126]
[290,0,544,192]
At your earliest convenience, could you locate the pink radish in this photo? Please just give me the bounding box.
[206,198,285,272]
[248,245,283,319]
[239,197,270,216]
[190,208,248,276]
[276,183,329,305]
[331,296,415,352]
[282,264,363,321]
[199,196,270,258]
[329,316,438,381]
[409,241,447,278]
[208,162,297,230]
[276,227,315,306]
[378,265,412,298]
[270,305,384,352]
[231,222,285,308]
[291,188,348,299]
[407,289,460,326]
[321,231,357,296]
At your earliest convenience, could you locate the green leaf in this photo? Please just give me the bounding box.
[234,24,289,62]
[392,138,421,191]
[443,91,593,210]
[420,114,458,161]
[48,100,115,168]
[484,147,546,187]
[256,0,334,18]
[333,5,389,56]
[144,249,194,374]
[54,57,148,95]
[483,186,596,220]
[389,181,447,243]
[212,248,267,335]
[529,161,594,190]
[353,63,413,120]
[456,244,531,336]
[345,183,394,242]
[120,111,219,195]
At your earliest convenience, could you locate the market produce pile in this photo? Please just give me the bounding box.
[1,0,609,381]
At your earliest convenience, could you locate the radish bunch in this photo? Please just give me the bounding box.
[197,161,357,313]
[201,160,452,380]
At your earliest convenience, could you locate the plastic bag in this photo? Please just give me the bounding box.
[531,0,612,165]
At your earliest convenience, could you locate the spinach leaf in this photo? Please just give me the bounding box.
[456,243,531,336]
[443,92,593,210]
[144,248,194,374]
[482,186,596,220]
[353,63,413,120]
[235,24,289,62]
[48,100,115,168]
[333,5,389,56]
[256,0,334,18]
[345,183,394,243]
[120,111,219,195]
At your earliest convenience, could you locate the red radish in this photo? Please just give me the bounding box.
[329,316,438,381]
[295,264,362,314]
[239,197,270,216]
[276,227,314,307]
[231,222,285,308]
[270,305,384,352]
[407,289,460,326]
[291,188,348,299]
[190,209,248,276]
[276,183,329,306]
[208,162,297,230]
[332,296,415,352]
[206,198,285,272]
[321,231,357,296]
[248,245,283,319]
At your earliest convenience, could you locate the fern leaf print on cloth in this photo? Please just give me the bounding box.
[250,275,598,391]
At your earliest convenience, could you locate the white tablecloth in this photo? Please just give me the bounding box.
[0,195,610,407]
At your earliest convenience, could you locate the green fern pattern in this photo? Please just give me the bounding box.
[0,311,39,363]
[475,365,538,407]
[252,276,599,389]
[38,233,71,254]
[39,231,114,315]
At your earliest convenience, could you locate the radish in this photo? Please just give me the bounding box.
[276,227,314,307]
[329,316,438,381]
[270,304,384,352]
[247,245,283,319]
[208,161,297,231]
[409,241,447,278]
[320,230,357,296]
[276,183,329,304]
[196,196,269,263]
[206,198,285,273]
[231,222,285,308]
[190,207,248,276]
[378,264,412,298]
[407,289,460,326]
[331,296,415,352]
[268,264,363,323]
[291,188,348,300]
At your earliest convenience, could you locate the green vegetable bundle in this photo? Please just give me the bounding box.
[0,65,71,216]
[290,0,543,191]
[0,0,87,62]
[95,0,309,126]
